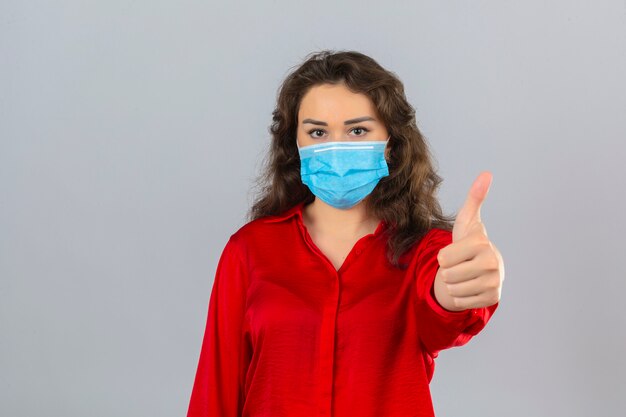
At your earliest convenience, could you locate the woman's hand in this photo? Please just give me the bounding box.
[433,171,505,312]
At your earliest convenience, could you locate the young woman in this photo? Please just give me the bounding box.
[187,50,504,417]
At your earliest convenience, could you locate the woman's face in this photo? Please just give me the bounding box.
[296,82,390,158]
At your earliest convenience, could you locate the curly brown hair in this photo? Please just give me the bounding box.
[247,49,456,269]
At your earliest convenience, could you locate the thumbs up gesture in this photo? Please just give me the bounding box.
[433,171,505,312]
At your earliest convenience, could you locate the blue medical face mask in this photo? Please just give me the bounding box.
[297,136,390,209]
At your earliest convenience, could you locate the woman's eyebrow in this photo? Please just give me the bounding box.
[302,116,376,126]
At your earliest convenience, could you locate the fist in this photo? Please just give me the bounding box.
[434,171,505,311]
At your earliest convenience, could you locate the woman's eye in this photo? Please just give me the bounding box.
[308,129,325,138]
[351,126,370,136]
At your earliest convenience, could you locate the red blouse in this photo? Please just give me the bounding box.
[187,201,499,417]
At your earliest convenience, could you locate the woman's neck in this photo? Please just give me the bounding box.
[302,198,379,239]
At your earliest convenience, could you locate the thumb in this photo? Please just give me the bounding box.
[453,171,493,241]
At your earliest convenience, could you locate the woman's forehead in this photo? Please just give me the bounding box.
[299,84,378,123]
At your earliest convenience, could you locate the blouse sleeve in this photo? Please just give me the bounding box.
[415,228,499,360]
[187,235,251,417]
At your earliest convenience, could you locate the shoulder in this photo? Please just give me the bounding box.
[394,227,452,268]
[226,216,290,255]
[231,202,304,239]
[412,227,452,264]
[423,227,452,247]
[230,216,280,240]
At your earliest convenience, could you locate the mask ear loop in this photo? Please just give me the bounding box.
[384,134,391,162]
